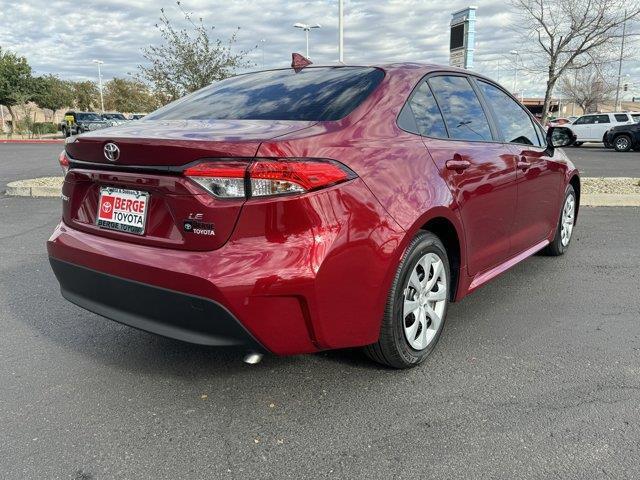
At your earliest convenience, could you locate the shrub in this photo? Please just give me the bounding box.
[32,122,58,134]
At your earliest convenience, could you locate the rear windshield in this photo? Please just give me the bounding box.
[145,67,384,122]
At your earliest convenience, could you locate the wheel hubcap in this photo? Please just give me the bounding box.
[403,253,447,351]
[560,194,575,247]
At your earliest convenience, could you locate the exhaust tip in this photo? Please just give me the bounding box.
[243,352,263,365]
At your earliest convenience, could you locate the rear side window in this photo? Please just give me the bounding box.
[145,67,384,122]
[574,116,595,125]
[404,81,448,137]
[477,80,542,147]
[428,75,492,141]
[615,114,630,122]
[594,114,610,124]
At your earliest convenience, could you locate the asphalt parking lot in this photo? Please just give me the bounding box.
[1,147,640,478]
[0,143,63,189]
[567,144,640,177]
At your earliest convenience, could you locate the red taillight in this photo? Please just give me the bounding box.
[58,150,69,176]
[249,160,352,195]
[184,158,355,199]
[183,163,247,178]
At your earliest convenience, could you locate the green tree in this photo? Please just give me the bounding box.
[103,77,159,112]
[0,47,33,131]
[32,75,74,123]
[136,2,254,102]
[72,81,99,111]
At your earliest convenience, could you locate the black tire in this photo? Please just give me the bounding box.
[543,184,576,256]
[573,142,583,147]
[364,231,450,369]
[613,134,632,152]
[62,127,69,138]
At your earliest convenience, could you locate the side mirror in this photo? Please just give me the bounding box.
[546,126,576,150]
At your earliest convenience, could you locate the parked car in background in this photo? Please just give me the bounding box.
[49,63,579,369]
[604,122,640,152]
[61,111,110,137]
[569,112,635,146]
[101,113,130,126]
[547,117,573,127]
[130,113,147,120]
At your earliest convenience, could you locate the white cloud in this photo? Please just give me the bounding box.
[0,0,635,98]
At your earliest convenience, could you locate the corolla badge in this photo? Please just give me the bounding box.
[103,142,120,162]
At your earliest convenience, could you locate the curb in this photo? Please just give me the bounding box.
[1,139,63,144]
[582,193,640,207]
[5,177,64,198]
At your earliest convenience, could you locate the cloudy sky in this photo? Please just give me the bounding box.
[0,0,635,98]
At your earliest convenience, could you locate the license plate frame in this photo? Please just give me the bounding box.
[96,186,149,236]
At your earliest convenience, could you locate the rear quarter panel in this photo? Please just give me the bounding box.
[254,65,469,346]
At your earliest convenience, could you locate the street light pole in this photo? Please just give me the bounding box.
[614,10,627,110]
[572,68,578,116]
[293,23,321,59]
[260,39,266,68]
[338,0,344,63]
[510,50,519,96]
[92,59,105,113]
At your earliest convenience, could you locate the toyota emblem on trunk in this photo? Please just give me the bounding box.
[104,142,120,162]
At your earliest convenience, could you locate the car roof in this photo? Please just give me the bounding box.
[580,112,632,115]
[246,61,494,82]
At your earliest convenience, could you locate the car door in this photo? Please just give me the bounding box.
[407,74,518,276]
[571,115,595,141]
[474,79,565,254]
[591,114,612,141]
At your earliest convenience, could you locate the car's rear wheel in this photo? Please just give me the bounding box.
[543,185,576,256]
[364,231,450,369]
[614,134,632,152]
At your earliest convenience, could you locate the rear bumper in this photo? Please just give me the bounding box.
[49,257,264,351]
[47,179,406,355]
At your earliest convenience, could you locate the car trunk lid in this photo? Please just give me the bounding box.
[62,119,316,251]
[65,119,315,166]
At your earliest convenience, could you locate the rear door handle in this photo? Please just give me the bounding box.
[445,157,471,172]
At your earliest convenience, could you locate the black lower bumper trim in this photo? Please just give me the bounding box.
[49,258,265,351]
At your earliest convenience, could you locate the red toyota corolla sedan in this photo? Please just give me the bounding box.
[48,63,579,368]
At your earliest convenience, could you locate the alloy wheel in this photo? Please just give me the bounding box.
[403,252,448,350]
[560,194,575,247]
[615,136,630,151]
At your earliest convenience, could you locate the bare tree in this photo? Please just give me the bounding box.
[559,64,617,113]
[511,0,640,123]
